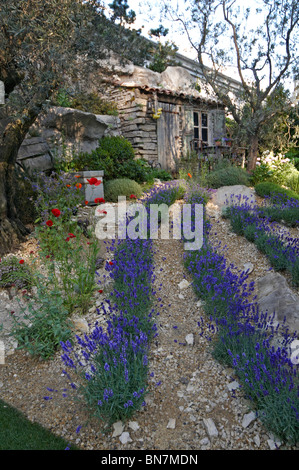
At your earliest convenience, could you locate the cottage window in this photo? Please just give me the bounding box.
[193,112,208,149]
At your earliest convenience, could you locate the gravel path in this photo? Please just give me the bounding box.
[0,197,298,451]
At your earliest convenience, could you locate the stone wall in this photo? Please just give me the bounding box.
[104,84,159,164]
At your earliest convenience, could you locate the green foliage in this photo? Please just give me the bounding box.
[69,139,173,183]
[11,282,73,360]
[251,150,297,186]
[205,166,250,189]
[147,24,180,73]
[104,178,143,202]
[254,182,299,202]
[51,89,119,115]
[0,256,33,290]
[286,171,299,194]
[97,136,135,161]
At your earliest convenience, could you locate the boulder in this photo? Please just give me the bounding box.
[209,185,256,211]
[17,106,121,173]
[256,272,299,334]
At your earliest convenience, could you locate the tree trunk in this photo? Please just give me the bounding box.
[0,116,40,256]
[247,133,259,172]
[0,125,31,256]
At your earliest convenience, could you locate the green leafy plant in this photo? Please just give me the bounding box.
[11,281,73,360]
[251,150,296,186]
[205,166,250,188]
[104,178,143,202]
[254,181,299,201]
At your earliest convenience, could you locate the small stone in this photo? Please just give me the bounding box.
[243,262,254,274]
[200,437,210,446]
[242,411,256,428]
[185,333,194,346]
[112,420,124,437]
[71,317,89,333]
[253,434,261,447]
[203,418,218,438]
[178,294,185,299]
[167,418,176,429]
[267,438,281,450]
[119,432,132,444]
[227,380,240,391]
[128,421,140,431]
[178,279,190,290]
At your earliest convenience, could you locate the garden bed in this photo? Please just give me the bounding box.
[0,183,298,450]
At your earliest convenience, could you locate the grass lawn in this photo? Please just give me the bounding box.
[0,399,79,450]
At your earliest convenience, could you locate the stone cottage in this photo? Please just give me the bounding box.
[100,63,228,172]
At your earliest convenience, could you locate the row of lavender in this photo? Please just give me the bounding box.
[183,186,299,445]
[60,182,184,429]
[223,193,299,286]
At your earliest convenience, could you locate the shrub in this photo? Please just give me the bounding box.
[104,178,143,202]
[70,136,139,181]
[254,182,299,202]
[69,92,118,116]
[251,150,296,186]
[52,89,118,116]
[205,166,250,189]
[286,171,299,193]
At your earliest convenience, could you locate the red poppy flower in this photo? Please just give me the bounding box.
[19,260,25,264]
[109,261,113,266]
[98,289,103,294]
[87,177,98,185]
[66,184,71,188]
[94,179,102,186]
[68,233,76,238]
[46,220,53,227]
[85,200,89,205]
[130,194,137,199]
[51,208,61,217]
[75,183,82,189]
[75,175,81,178]
[94,197,105,204]
[46,255,51,259]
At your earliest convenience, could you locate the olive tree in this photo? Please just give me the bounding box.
[164,0,299,170]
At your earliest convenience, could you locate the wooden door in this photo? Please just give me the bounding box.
[157,102,180,171]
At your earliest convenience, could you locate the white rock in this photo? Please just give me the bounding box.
[178,279,190,290]
[200,437,210,446]
[227,380,240,391]
[128,421,140,431]
[253,434,261,447]
[242,411,256,428]
[178,294,185,299]
[203,418,218,438]
[185,333,194,346]
[267,438,282,450]
[119,432,132,444]
[166,418,176,429]
[112,420,124,437]
[243,262,254,274]
[71,317,89,333]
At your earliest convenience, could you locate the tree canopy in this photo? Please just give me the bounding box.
[162,0,299,169]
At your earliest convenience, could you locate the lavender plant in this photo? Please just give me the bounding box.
[183,188,299,444]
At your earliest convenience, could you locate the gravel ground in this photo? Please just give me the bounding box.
[0,194,298,451]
